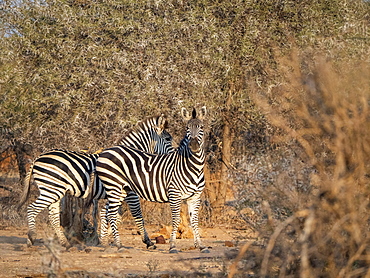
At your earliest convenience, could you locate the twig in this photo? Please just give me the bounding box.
[299,208,315,278]
[228,240,254,278]
[338,237,369,278]
[260,209,309,278]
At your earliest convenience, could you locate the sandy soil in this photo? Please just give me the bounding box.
[0,224,252,277]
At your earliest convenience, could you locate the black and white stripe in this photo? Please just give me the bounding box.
[19,115,174,248]
[96,107,209,253]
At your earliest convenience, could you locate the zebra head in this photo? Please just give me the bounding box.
[181,106,207,153]
[152,115,174,154]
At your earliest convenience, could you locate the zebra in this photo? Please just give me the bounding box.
[18,115,174,248]
[96,107,209,253]
[89,127,174,248]
[89,129,174,247]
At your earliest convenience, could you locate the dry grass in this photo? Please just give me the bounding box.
[229,51,370,277]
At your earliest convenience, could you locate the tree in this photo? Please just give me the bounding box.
[1,0,368,228]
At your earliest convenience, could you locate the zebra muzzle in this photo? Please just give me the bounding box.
[189,138,200,153]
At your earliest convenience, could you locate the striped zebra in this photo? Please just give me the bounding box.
[96,107,209,253]
[18,115,174,248]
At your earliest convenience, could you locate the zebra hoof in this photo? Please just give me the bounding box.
[169,248,178,254]
[200,247,210,253]
[27,231,36,247]
[147,244,157,250]
[26,238,33,247]
[115,243,124,251]
[64,244,72,251]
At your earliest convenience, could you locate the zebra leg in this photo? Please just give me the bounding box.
[92,199,99,234]
[26,195,51,247]
[99,202,109,247]
[169,197,182,253]
[99,201,125,247]
[187,194,209,253]
[125,192,155,249]
[48,200,70,248]
[106,200,122,249]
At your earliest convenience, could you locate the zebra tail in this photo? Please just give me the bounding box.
[18,163,34,210]
[84,172,96,210]
[84,194,95,210]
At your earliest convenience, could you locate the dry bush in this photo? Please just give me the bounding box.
[0,175,28,227]
[229,52,370,277]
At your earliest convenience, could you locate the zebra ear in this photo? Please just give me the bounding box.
[181,108,192,121]
[157,114,168,132]
[198,106,207,120]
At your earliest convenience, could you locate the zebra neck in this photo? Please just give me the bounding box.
[121,130,154,152]
[177,137,205,165]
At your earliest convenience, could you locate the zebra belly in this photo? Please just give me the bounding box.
[128,180,200,203]
[130,184,169,203]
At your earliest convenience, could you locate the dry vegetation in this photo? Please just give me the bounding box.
[228,54,370,277]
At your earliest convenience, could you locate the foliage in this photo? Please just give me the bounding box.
[1,0,368,152]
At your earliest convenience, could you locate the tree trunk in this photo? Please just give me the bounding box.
[61,195,85,244]
[205,89,233,220]
[70,198,85,244]
[13,140,33,183]
[61,195,73,229]
[220,95,232,204]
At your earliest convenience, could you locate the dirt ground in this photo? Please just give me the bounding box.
[0,224,254,277]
